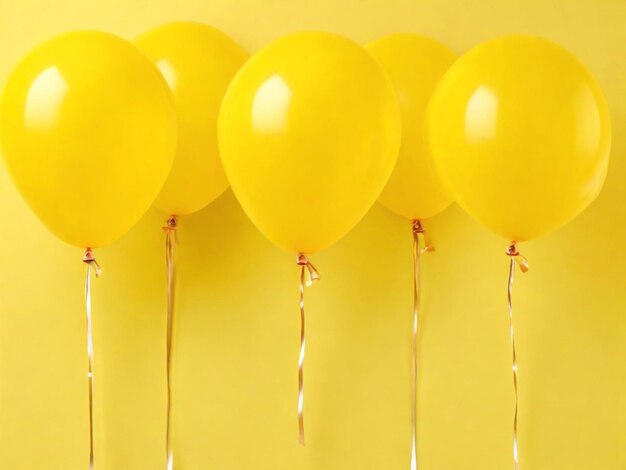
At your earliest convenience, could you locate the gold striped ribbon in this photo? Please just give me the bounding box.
[505,243,528,470]
[410,220,433,470]
[82,248,101,470]
[163,216,178,469]
[296,254,320,446]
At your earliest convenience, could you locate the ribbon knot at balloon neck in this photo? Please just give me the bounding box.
[412,220,434,254]
[506,243,529,273]
[82,248,102,277]
[297,254,320,286]
[163,216,179,243]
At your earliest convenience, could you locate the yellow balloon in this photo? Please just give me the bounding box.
[367,33,456,221]
[0,31,177,248]
[134,22,249,216]
[428,36,611,242]
[219,32,401,253]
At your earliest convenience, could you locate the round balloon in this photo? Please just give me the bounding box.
[134,22,248,216]
[428,36,611,242]
[219,31,401,253]
[367,33,456,221]
[0,31,177,248]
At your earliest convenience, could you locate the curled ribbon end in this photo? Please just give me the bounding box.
[506,243,529,273]
[82,248,101,277]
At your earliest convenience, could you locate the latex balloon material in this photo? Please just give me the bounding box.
[0,31,177,248]
[219,31,401,253]
[135,22,248,216]
[428,36,611,242]
[367,33,456,221]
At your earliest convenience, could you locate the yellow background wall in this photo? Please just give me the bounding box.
[1,0,625,468]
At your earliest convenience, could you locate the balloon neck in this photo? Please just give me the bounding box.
[82,248,101,277]
[297,254,321,286]
[411,219,424,235]
[164,215,178,230]
[411,220,434,253]
[506,243,529,273]
[506,243,520,257]
[163,216,179,245]
[83,248,95,263]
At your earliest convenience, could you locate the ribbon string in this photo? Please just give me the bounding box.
[410,220,433,470]
[163,216,178,470]
[82,248,100,470]
[296,254,320,446]
[505,243,528,470]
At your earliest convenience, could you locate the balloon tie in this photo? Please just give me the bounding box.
[506,243,528,273]
[82,248,100,470]
[505,243,528,470]
[296,254,320,446]
[409,220,433,470]
[163,216,178,470]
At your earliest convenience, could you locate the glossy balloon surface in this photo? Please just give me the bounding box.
[428,36,611,241]
[219,31,401,253]
[0,31,177,248]
[135,22,248,216]
[367,33,456,221]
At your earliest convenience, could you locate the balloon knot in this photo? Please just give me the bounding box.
[412,220,434,253]
[163,216,178,244]
[82,248,96,263]
[82,248,102,277]
[297,254,320,286]
[506,243,529,273]
[506,243,520,257]
[411,219,424,235]
[163,215,178,231]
